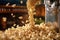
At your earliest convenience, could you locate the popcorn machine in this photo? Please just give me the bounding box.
[44,0,60,32]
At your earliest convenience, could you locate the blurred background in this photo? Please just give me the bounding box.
[0,0,45,31]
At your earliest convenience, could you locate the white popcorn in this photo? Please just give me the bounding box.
[13,15,15,18]
[18,16,23,19]
[12,4,16,7]
[39,18,42,20]
[21,21,24,24]
[16,25,20,28]
[20,0,23,4]
[6,3,10,6]
[2,17,7,22]
[13,24,16,27]
[26,20,29,23]
[11,13,14,16]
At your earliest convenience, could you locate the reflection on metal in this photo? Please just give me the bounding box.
[44,0,60,32]
[44,0,58,23]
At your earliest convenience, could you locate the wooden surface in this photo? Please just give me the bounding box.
[0,5,27,9]
[0,5,28,13]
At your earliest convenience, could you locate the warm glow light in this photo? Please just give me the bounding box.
[2,17,7,22]
[20,0,23,4]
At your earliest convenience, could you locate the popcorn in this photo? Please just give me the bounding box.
[18,16,23,19]
[6,3,10,6]
[12,4,16,7]
[21,21,25,24]
[13,24,16,27]
[2,17,7,22]
[0,22,59,40]
[0,0,59,40]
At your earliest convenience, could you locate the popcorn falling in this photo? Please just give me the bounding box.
[27,0,40,27]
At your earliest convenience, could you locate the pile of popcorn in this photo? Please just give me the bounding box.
[0,22,60,40]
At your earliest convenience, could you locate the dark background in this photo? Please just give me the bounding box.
[0,0,44,6]
[0,0,27,6]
